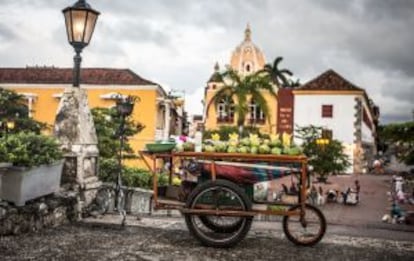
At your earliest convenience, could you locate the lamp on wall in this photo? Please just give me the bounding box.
[316,129,331,149]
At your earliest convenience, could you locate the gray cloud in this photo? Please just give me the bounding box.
[0,0,413,123]
[0,24,17,42]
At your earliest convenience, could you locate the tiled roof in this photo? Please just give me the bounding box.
[297,69,364,92]
[0,67,156,85]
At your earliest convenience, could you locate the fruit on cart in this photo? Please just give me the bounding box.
[172,176,182,186]
[258,144,271,154]
[203,144,216,152]
[228,133,239,142]
[269,138,282,148]
[249,134,261,147]
[214,142,228,152]
[283,145,302,155]
[282,132,292,147]
[183,142,195,151]
[263,139,270,146]
[227,146,238,153]
[238,146,250,153]
[201,131,302,155]
[228,139,238,147]
[271,147,282,155]
[250,146,259,154]
[240,137,250,146]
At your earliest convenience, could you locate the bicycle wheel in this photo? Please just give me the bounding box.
[199,215,243,233]
[184,179,253,248]
[282,204,326,246]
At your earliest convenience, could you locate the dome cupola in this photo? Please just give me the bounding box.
[229,24,266,75]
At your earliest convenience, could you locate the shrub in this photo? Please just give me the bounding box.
[98,158,119,183]
[98,158,168,189]
[296,125,350,181]
[0,141,7,162]
[1,132,63,167]
[123,167,152,188]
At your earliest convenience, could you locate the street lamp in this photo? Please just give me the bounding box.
[63,0,100,87]
[56,0,102,219]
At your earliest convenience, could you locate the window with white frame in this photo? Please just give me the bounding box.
[249,99,265,123]
[217,96,234,122]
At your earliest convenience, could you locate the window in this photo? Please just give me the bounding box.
[321,129,333,140]
[217,96,234,123]
[249,99,265,124]
[322,105,333,118]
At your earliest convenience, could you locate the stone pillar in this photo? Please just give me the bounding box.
[54,87,101,212]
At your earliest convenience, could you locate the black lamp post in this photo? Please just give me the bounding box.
[114,96,138,225]
[63,0,100,87]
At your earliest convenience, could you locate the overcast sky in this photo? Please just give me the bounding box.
[0,0,413,124]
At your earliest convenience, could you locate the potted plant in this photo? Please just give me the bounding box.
[0,132,64,206]
[0,141,12,168]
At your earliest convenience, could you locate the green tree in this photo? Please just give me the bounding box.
[0,87,46,134]
[296,125,350,182]
[92,106,152,187]
[91,107,144,159]
[261,57,293,88]
[378,121,414,165]
[208,69,276,136]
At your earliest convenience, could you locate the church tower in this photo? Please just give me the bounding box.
[229,24,266,75]
[203,25,277,134]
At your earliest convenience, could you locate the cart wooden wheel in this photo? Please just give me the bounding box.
[282,204,326,246]
[184,179,253,248]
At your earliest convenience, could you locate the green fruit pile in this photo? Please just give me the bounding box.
[201,134,302,156]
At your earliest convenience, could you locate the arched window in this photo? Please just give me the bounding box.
[249,99,265,124]
[217,96,234,123]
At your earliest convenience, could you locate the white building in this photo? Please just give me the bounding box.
[293,69,379,174]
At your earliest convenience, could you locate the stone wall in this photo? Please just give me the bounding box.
[87,184,153,217]
[0,184,155,236]
[0,191,78,236]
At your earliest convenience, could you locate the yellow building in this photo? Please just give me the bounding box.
[204,25,278,134]
[0,67,185,167]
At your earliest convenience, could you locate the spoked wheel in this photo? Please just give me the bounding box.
[184,179,253,248]
[199,215,243,233]
[282,204,326,246]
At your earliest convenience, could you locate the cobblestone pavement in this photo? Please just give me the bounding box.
[2,173,414,260]
[1,215,413,261]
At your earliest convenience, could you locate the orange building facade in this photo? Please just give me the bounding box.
[0,67,185,167]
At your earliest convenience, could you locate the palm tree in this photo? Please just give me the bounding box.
[288,78,301,88]
[207,69,277,136]
[262,57,293,88]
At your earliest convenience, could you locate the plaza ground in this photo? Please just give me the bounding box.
[1,173,414,260]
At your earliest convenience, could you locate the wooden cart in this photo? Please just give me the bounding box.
[140,151,326,248]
